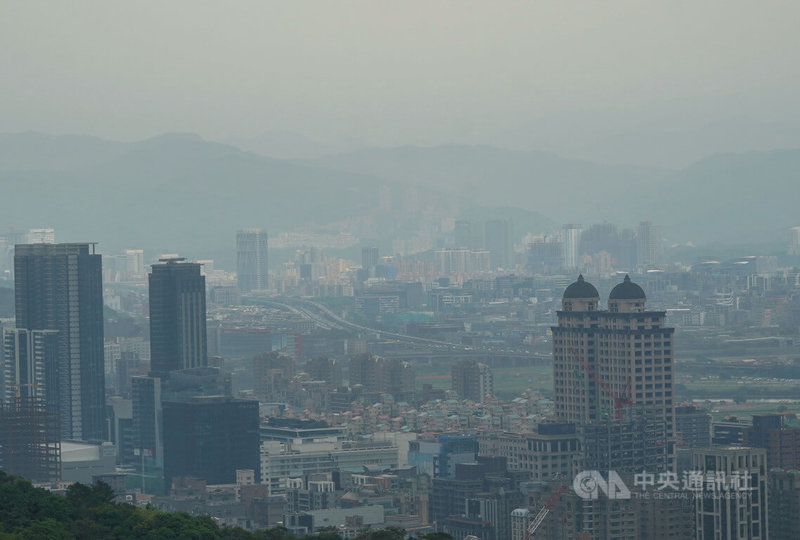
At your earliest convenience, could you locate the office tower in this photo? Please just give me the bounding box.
[309,247,323,264]
[712,419,748,445]
[2,328,59,406]
[617,227,638,270]
[562,224,581,269]
[526,234,564,274]
[14,243,105,441]
[769,469,800,540]
[451,359,494,403]
[162,396,259,485]
[454,220,473,248]
[485,219,512,269]
[209,285,241,306]
[744,413,800,471]
[0,236,8,278]
[124,249,144,280]
[454,220,484,250]
[636,220,663,268]
[148,258,207,375]
[0,397,61,483]
[0,231,25,279]
[471,249,491,273]
[581,223,619,256]
[236,228,269,292]
[162,366,232,401]
[129,367,231,471]
[361,246,379,278]
[675,404,712,448]
[26,228,55,244]
[131,376,162,464]
[789,226,800,256]
[693,446,768,540]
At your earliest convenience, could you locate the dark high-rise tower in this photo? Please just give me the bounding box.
[484,219,512,269]
[361,246,379,278]
[148,259,207,375]
[454,220,484,250]
[636,220,662,268]
[162,397,259,485]
[236,229,268,292]
[14,243,105,441]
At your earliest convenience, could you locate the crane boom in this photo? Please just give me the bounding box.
[522,484,567,540]
[568,346,632,421]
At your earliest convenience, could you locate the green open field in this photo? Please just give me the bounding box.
[703,401,800,424]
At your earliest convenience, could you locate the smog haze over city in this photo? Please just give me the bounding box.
[1,2,800,540]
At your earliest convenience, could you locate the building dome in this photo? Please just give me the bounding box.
[609,275,646,300]
[563,275,599,299]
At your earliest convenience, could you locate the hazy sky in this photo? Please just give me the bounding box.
[2,1,799,166]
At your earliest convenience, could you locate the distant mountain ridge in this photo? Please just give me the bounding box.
[311,144,800,245]
[0,133,385,258]
[311,144,670,222]
[0,132,127,171]
[624,148,800,244]
[0,132,797,260]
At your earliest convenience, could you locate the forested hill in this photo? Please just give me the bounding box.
[0,472,450,540]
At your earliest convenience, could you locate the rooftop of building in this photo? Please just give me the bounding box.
[562,275,599,299]
[609,274,646,300]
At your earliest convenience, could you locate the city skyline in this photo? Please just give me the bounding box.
[2,3,799,538]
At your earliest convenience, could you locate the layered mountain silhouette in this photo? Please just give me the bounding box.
[1,132,796,259]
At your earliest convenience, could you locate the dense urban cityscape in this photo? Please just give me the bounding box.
[3,2,800,539]
[1,217,800,538]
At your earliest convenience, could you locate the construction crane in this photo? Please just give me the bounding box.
[573,367,605,419]
[523,483,568,540]
[569,347,632,421]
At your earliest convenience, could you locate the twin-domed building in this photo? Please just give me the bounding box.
[552,274,676,468]
[562,273,646,313]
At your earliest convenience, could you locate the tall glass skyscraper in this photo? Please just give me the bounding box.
[148,258,208,375]
[236,229,268,292]
[14,243,105,441]
[562,223,581,270]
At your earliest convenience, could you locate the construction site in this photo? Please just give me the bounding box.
[0,396,61,484]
